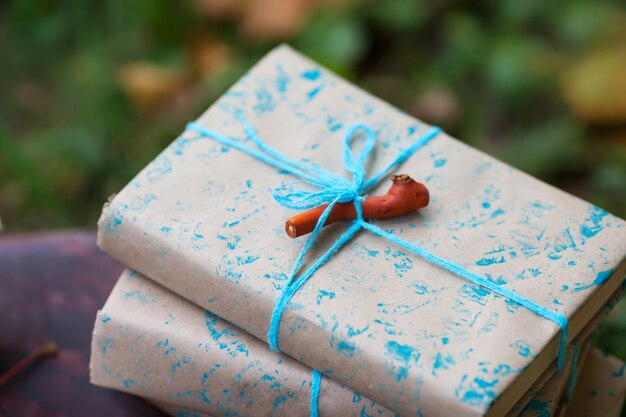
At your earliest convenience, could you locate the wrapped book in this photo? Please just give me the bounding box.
[94,45,626,416]
[91,270,394,416]
[565,348,626,417]
[90,270,620,417]
[145,349,626,417]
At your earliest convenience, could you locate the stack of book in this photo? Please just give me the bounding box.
[90,46,626,417]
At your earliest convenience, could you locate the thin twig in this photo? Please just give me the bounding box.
[0,340,58,387]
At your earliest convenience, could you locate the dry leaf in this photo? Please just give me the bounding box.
[187,36,232,79]
[118,63,187,114]
[561,47,626,124]
[241,0,314,40]
[194,0,318,41]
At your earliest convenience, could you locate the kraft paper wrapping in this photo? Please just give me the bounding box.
[97,45,626,416]
[515,339,591,417]
[564,349,626,417]
[90,270,394,417]
[511,283,625,417]
[147,349,624,417]
[90,270,618,417]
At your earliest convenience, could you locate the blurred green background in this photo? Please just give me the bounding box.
[2,0,626,232]
[1,0,626,392]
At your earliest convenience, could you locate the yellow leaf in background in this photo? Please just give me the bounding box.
[241,0,314,40]
[187,36,233,79]
[194,0,336,41]
[118,63,188,115]
[561,48,626,124]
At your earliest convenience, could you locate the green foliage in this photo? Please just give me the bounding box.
[294,10,368,75]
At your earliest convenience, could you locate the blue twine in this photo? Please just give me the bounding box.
[185,117,570,413]
[566,345,580,404]
[310,369,322,417]
[358,221,568,370]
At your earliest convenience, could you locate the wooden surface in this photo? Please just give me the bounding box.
[0,231,167,417]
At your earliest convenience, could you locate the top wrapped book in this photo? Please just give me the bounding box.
[98,45,626,417]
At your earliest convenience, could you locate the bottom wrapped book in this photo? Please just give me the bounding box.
[146,347,626,417]
[563,348,626,417]
[90,270,622,417]
[91,269,393,417]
